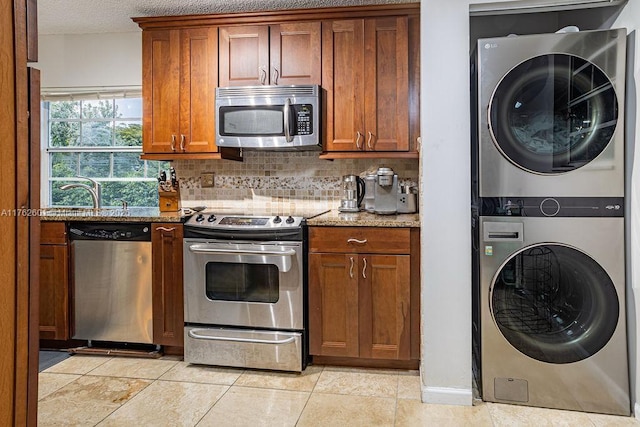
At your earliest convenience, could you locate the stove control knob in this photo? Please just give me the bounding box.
[286,216,295,224]
[273,215,282,224]
[195,214,204,222]
[207,214,216,222]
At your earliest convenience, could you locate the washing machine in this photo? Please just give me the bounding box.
[475,28,626,198]
[478,203,629,415]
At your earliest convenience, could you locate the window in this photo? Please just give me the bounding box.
[42,91,168,208]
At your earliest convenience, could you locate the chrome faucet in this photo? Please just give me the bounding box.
[59,176,102,209]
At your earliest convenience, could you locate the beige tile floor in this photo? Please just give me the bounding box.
[38,355,640,426]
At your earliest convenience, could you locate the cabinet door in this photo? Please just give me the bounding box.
[364,17,409,151]
[270,22,321,85]
[142,30,181,153]
[322,20,365,151]
[39,244,69,340]
[179,27,218,153]
[219,25,269,86]
[309,253,359,357]
[359,254,411,359]
[151,224,184,347]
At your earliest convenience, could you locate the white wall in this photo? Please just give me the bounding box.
[36,32,141,88]
[419,0,475,405]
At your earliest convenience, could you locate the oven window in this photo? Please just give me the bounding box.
[219,106,284,136]
[205,262,280,303]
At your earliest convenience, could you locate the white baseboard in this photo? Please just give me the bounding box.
[422,386,473,406]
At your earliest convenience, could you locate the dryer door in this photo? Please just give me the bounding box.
[490,243,619,364]
[488,54,618,175]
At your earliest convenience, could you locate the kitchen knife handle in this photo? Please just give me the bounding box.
[170,134,176,151]
[349,257,354,278]
[180,134,186,151]
[347,238,367,244]
[362,257,367,279]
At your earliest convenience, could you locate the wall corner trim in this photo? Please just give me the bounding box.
[422,386,473,406]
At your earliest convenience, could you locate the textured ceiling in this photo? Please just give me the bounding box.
[38,0,415,34]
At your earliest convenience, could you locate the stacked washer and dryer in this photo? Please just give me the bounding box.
[472,28,630,415]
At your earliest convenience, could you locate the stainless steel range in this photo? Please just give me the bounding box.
[183,209,323,372]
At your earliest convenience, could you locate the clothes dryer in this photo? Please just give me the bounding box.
[478,202,629,415]
[475,29,626,198]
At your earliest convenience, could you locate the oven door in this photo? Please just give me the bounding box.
[183,238,304,330]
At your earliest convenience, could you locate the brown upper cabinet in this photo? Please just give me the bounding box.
[323,17,409,154]
[134,4,419,159]
[219,22,321,87]
[142,27,218,156]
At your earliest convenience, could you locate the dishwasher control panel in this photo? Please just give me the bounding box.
[68,222,151,241]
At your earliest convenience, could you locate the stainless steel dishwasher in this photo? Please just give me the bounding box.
[69,222,153,344]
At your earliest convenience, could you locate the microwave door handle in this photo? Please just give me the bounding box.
[283,98,294,142]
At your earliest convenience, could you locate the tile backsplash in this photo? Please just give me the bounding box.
[173,151,419,212]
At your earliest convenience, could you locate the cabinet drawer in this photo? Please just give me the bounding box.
[309,227,410,254]
[41,222,67,244]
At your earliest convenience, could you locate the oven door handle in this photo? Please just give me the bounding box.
[188,329,296,345]
[188,245,295,271]
[188,246,296,257]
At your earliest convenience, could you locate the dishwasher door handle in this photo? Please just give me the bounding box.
[188,329,296,345]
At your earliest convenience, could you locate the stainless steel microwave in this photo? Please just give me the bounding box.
[215,85,321,150]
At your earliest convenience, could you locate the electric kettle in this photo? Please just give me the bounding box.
[339,174,365,212]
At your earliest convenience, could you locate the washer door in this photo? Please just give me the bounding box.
[490,244,618,364]
[489,54,618,174]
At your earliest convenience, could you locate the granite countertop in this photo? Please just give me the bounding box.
[40,207,185,223]
[307,210,420,227]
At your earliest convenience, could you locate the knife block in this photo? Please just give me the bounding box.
[159,187,181,212]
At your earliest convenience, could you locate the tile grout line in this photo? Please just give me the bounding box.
[193,367,246,426]
[393,373,400,426]
[294,364,325,426]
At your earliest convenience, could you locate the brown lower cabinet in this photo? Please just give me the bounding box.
[151,223,184,347]
[39,222,70,341]
[308,226,419,366]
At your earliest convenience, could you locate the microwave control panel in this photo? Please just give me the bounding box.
[294,105,313,135]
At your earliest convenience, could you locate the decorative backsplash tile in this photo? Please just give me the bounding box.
[173,151,419,212]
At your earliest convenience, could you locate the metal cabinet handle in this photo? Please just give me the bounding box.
[272,66,279,85]
[349,257,354,278]
[180,134,186,151]
[170,134,176,151]
[260,66,267,85]
[356,131,362,149]
[362,257,367,279]
[347,238,367,244]
[367,131,373,149]
[156,226,176,232]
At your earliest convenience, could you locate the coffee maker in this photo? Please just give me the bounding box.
[339,174,365,212]
[374,167,398,215]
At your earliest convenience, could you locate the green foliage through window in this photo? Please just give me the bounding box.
[45,96,167,208]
